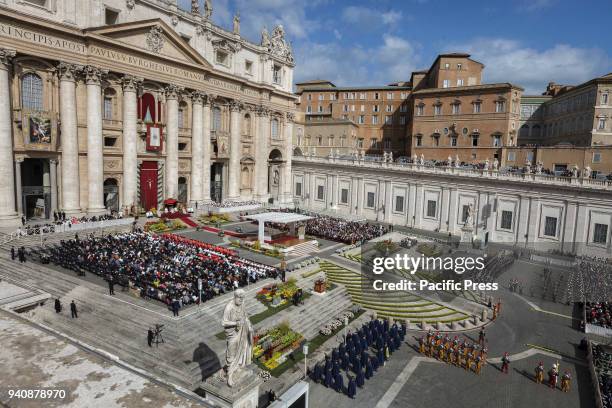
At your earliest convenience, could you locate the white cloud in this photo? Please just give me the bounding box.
[342,6,405,28]
[333,29,342,40]
[445,38,611,93]
[517,0,555,12]
[294,34,419,86]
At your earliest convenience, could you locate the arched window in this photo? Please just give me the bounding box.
[531,124,541,138]
[519,124,530,138]
[21,73,43,111]
[271,118,279,139]
[140,92,156,123]
[212,106,222,131]
[178,101,188,128]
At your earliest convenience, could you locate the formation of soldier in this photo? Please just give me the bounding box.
[535,362,572,392]
[418,329,488,375]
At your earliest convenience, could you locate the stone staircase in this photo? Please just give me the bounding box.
[0,280,50,311]
[286,241,319,258]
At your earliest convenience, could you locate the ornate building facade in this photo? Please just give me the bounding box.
[0,0,296,225]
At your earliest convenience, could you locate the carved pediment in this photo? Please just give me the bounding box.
[86,19,212,69]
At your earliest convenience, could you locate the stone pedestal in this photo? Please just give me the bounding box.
[201,367,262,408]
[460,226,474,245]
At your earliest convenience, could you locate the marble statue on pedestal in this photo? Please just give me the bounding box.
[233,12,240,34]
[222,289,254,387]
[464,203,474,227]
[493,158,499,171]
[419,154,425,166]
[572,165,579,178]
[584,165,591,178]
[484,158,489,171]
[204,0,213,19]
[455,154,460,168]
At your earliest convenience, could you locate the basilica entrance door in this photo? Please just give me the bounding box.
[140,161,158,210]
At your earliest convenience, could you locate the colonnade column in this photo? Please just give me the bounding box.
[15,157,23,216]
[121,75,142,210]
[84,65,107,214]
[202,94,213,202]
[58,62,82,215]
[0,49,18,224]
[190,91,205,207]
[164,84,182,200]
[227,100,242,200]
[282,112,294,204]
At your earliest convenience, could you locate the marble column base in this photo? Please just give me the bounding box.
[0,212,21,227]
[87,206,108,216]
[63,208,85,217]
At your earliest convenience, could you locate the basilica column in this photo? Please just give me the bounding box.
[121,75,142,210]
[50,158,58,215]
[84,66,106,214]
[190,91,205,207]
[164,85,182,199]
[202,94,213,201]
[227,100,242,199]
[58,62,82,215]
[255,106,270,201]
[15,157,23,216]
[0,49,18,223]
[282,112,294,203]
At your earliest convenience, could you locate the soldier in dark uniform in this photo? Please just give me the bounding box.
[313,363,322,383]
[356,368,365,388]
[70,300,78,318]
[365,358,373,379]
[347,375,356,399]
[501,352,510,374]
[54,298,62,313]
[10,246,15,260]
[334,371,343,393]
[147,328,154,347]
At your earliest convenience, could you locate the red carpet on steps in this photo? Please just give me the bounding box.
[161,213,198,228]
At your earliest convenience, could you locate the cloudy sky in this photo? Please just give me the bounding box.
[180,0,612,94]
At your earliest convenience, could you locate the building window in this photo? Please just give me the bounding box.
[384,139,391,149]
[593,152,602,163]
[472,136,479,147]
[373,105,380,113]
[401,92,407,99]
[462,127,468,135]
[374,92,380,100]
[501,210,513,230]
[444,63,450,69]
[358,115,365,124]
[357,138,364,148]
[426,200,437,218]
[433,135,440,147]
[295,182,302,197]
[452,104,460,114]
[493,135,501,147]
[598,118,606,130]
[544,216,557,237]
[341,188,349,204]
[216,50,229,66]
[395,196,404,212]
[443,79,450,88]
[317,105,323,113]
[461,205,470,223]
[400,105,407,113]
[105,7,119,25]
[104,136,117,147]
[601,93,609,105]
[370,138,377,148]
[386,105,392,112]
[366,192,375,208]
[457,63,462,70]
[400,116,406,125]
[508,151,516,161]
[457,79,464,87]
[416,135,422,146]
[212,107,222,131]
[434,105,442,115]
[306,105,312,113]
[271,118,280,139]
[593,223,608,244]
[330,94,336,100]
[178,107,185,128]
[416,105,424,116]
[359,92,366,100]
[495,101,506,113]
[386,92,393,99]
[372,115,379,125]
[473,102,481,113]
[245,60,253,75]
[317,136,322,145]
[385,115,392,125]
[451,136,457,146]
[21,73,43,111]
[103,97,113,120]
[317,185,324,200]
[307,94,312,101]
[360,105,365,112]
[273,65,282,84]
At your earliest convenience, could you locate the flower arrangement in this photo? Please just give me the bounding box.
[253,323,304,371]
[256,279,299,306]
[318,309,357,336]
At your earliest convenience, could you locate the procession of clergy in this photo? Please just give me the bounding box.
[310,316,406,399]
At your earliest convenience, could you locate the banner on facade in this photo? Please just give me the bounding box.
[146,124,163,151]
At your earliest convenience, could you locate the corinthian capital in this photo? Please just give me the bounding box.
[0,48,16,69]
[191,91,206,105]
[121,75,143,92]
[256,105,270,117]
[286,112,295,122]
[57,62,82,81]
[229,100,243,112]
[83,65,108,85]
[164,84,184,100]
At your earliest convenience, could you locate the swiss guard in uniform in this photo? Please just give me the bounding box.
[561,371,571,392]
[535,362,545,384]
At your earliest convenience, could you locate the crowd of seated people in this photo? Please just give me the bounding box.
[19,212,124,236]
[587,302,612,329]
[44,232,278,307]
[593,344,612,408]
[303,215,386,244]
